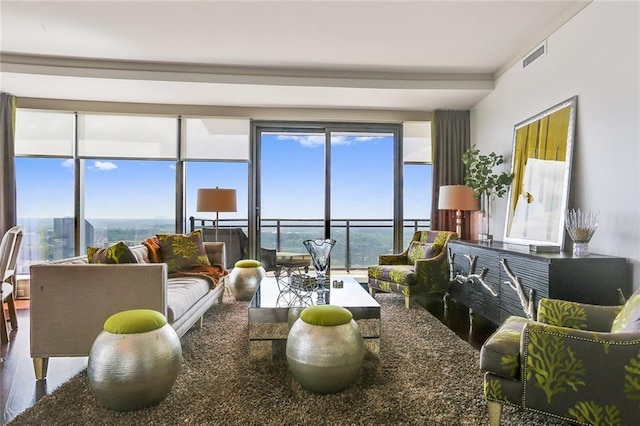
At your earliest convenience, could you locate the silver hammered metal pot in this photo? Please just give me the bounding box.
[286,318,364,394]
[229,265,266,301]
[88,324,182,411]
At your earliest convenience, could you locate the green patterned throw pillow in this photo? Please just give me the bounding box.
[156,231,211,273]
[407,242,442,263]
[87,241,138,264]
[612,291,640,332]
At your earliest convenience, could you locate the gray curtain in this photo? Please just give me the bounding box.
[0,93,17,235]
[430,109,471,239]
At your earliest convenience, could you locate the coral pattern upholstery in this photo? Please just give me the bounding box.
[480,287,640,425]
[367,230,457,308]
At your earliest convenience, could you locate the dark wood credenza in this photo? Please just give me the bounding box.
[447,240,631,325]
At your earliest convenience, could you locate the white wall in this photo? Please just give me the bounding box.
[471,1,640,289]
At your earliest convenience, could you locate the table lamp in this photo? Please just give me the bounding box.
[438,185,479,238]
[196,188,237,241]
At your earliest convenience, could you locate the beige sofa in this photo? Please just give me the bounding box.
[29,242,226,380]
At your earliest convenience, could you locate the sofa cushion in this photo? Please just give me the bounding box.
[300,305,353,326]
[157,231,211,273]
[479,316,528,380]
[235,259,262,268]
[166,277,211,323]
[367,264,417,286]
[407,242,442,263]
[87,241,138,264]
[103,309,167,334]
[128,244,151,264]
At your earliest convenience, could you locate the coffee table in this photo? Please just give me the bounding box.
[248,275,380,361]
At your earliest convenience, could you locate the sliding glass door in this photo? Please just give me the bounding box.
[252,122,401,270]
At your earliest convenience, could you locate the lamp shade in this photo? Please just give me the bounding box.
[438,185,479,211]
[197,188,237,213]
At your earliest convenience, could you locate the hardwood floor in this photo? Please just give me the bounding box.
[1,302,87,425]
[1,294,496,425]
[415,293,497,350]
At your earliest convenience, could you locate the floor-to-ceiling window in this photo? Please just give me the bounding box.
[15,110,75,273]
[14,109,430,273]
[77,113,178,247]
[182,117,250,231]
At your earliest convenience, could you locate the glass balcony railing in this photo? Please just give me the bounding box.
[15,216,430,275]
[189,217,431,272]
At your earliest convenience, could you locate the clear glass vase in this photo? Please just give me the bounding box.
[565,209,599,257]
[303,238,336,304]
[478,192,493,242]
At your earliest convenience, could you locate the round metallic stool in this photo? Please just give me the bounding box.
[88,309,182,411]
[286,305,364,394]
[229,259,266,301]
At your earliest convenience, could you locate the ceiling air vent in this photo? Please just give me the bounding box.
[522,41,547,68]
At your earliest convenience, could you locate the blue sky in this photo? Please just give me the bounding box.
[16,133,432,220]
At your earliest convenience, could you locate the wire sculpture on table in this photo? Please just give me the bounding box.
[274,265,316,307]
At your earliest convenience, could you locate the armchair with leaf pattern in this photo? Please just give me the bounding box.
[480,286,640,425]
[367,230,457,309]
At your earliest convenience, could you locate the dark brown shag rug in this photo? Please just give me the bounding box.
[10,293,569,425]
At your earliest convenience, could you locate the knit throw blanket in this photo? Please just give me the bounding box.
[143,236,228,288]
[168,264,227,289]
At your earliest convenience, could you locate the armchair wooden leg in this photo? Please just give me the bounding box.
[33,357,49,381]
[487,400,503,426]
[1,305,8,343]
[404,296,412,309]
[7,295,18,329]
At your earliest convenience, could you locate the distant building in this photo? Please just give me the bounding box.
[53,217,94,259]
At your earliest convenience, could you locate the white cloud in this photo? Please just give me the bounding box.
[61,159,74,168]
[334,135,384,145]
[276,134,324,147]
[276,134,385,147]
[168,164,176,170]
[91,161,118,171]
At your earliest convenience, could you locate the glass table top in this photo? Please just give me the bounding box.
[249,275,380,310]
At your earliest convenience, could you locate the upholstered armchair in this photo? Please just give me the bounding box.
[480,287,640,425]
[367,230,457,309]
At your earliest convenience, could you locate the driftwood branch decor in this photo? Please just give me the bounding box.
[500,258,536,319]
[447,248,498,297]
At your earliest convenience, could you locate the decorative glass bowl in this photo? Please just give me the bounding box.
[565,209,599,257]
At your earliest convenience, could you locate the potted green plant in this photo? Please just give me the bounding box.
[462,145,513,241]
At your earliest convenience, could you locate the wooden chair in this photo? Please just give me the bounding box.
[1,225,23,343]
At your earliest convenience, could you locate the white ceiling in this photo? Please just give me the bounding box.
[0,0,590,112]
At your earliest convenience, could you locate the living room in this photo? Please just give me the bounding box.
[1,1,639,424]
